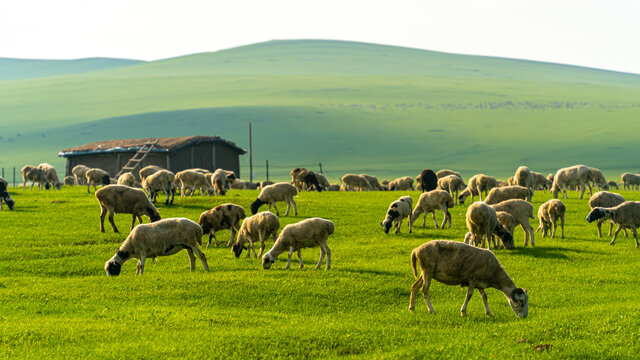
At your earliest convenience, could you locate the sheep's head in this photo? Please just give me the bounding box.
[586,207,611,223]
[198,214,212,235]
[458,192,469,204]
[495,223,515,250]
[101,175,110,186]
[551,186,560,198]
[147,206,161,222]
[381,210,398,234]
[602,182,610,191]
[250,199,265,215]
[231,237,247,258]
[508,288,529,318]
[105,250,129,276]
[4,197,15,210]
[44,182,51,190]
[262,253,275,269]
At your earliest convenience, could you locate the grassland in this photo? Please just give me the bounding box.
[1,186,639,358]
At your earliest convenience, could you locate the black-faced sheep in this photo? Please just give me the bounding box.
[95,184,161,233]
[409,240,528,317]
[85,168,111,194]
[72,165,90,185]
[589,191,626,238]
[410,190,454,229]
[484,185,532,205]
[21,165,50,190]
[262,217,334,270]
[418,169,438,193]
[231,211,280,258]
[490,199,535,247]
[381,196,413,234]
[104,217,208,276]
[587,201,640,247]
[465,202,514,250]
[37,163,62,190]
[437,175,465,204]
[117,172,136,187]
[458,174,497,204]
[198,203,246,247]
[143,169,175,205]
[621,173,640,191]
[536,199,566,239]
[0,180,15,210]
[250,182,297,216]
[551,165,591,199]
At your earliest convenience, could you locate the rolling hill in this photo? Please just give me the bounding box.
[0,57,143,81]
[1,40,639,182]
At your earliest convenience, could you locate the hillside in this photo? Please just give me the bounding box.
[0,57,143,81]
[1,40,639,181]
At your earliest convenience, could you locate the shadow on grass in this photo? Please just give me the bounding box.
[510,245,600,259]
[339,267,404,277]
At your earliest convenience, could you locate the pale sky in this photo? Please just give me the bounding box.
[1,0,639,74]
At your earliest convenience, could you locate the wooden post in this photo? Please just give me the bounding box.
[1,167,4,179]
[249,122,253,182]
[13,166,16,187]
[319,162,323,174]
[266,160,269,181]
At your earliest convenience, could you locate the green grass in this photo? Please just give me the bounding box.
[1,186,639,358]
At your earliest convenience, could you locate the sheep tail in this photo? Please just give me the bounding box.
[411,250,419,279]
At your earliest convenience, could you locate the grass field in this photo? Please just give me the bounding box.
[1,186,639,358]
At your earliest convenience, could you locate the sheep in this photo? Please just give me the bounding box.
[589,191,626,238]
[0,180,15,210]
[410,190,454,229]
[262,217,334,270]
[484,185,532,205]
[458,174,497,204]
[341,174,372,191]
[117,172,136,187]
[381,196,413,234]
[417,169,438,192]
[313,172,330,191]
[436,169,461,179]
[21,165,50,190]
[104,217,208,276]
[388,176,414,191]
[621,173,640,191]
[244,182,259,190]
[360,174,383,191]
[175,169,211,197]
[64,176,75,186]
[95,184,161,233]
[490,199,535,247]
[586,166,609,192]
[84,168,111,194]
[507,176,516,186]
[608,181,619,190]
[250,182,297,216]
[211,169,228,196]
[139,165,164,183]
[551,165,591,199]
[586,201,640,247]
[197,203,246,247]
[229,179,246,190]
[290,168,314,191]
[328,184,340,191]
[547,173,554,184]
[0,176,7,188]
[492,211,519,248]
[37,163,62,190]
[514,166,534,200]
[231,211,280,258]
[408,240,528,317]
[465,202,514,250]
[536,199,566,239]
[532,171,552,192]
[142,169,175,205]
[72,165,90,185]
[437,175,465,205]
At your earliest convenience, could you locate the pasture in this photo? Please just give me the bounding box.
[1,186,639,358]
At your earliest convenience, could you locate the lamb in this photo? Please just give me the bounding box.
[607,181,619,190]
[417,169,438,192]
[621,173,640,191]
[262,217,334,270]
[360,174,383,191]
[586,201,640,247]
[37,163,62,190]
[388,176,414,191]
[458,174,497,204]
[409,240,528,317]
[484,185,532,205]
[211,169,228,195]
[410,190,454,229]
[117,172,136,187]
[197,203,246,247]
[532,171,552,192]
[175,169,211,196]
[0,180,15,210]
[551,165,591,199]
[341,174,372,191]
[490,199,535,247]
[95,184,161,233]
[64,176,75,186]
[589,191,626,238]
[465,202,514,250]
[85,168,111,193]
[231,211,280,258]
[142,169,175,205]
[536,199,566,239]
[436,169,461,179]
[250,182,297,216]
[586,166,609,191]
[437,175,466,204]
[139,165,164,182]
[21,165,50,190]
[381,196,413,234]
[104,217,209,276]
[514,166,534,200]
[72,165,90,185]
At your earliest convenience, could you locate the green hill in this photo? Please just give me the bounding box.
[1,40,639,182]
[0,57,143,81]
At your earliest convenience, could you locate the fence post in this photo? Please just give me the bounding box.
[1,167,4,179]
[266,160,269,181]
[319,162,323,174]
[13,166,16,187]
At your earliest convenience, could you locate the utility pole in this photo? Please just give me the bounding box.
[266,160,269,181]
[319,162,323,174]
[249,122,253,183]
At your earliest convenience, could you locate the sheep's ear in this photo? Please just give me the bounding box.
[523,288,528,294]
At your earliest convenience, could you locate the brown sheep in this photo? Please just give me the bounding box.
[95,184,161,233]
[198,203,246,247]
[536,199,566,239]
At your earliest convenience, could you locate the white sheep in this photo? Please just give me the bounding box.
[435,169,461,179]
[104,218,209,276]
[588,191,627,238]
[458,174,498,204]
[532,171,552,192]
[37,163,62,190]
[409,240,528,317]
[360,174,383,191]
[117,172,136,187]
[536,199,566,239]
[211,169,228,195]
[198,203,246,247]
[551,165,591,199]
[587,201,640,247]
[341,174,373,191]
[143,169,175,205]
[410,190,454,229]
[484,185,532,205]
[95,184,161,233]
[437,175,465,204]
[262,217,334,270]
[175,169,211,196]
[490,199,535,247]
[381,196,413,234]
[139,165,164,183]
[514,166,534,200]
[21,165,50,190]
[388,176,414,191]
[85,168,111,194]
[72,165,90,185]
[621,173,640,191]
[231,211,280,258]
[465,202,515,250]
[250,182,297,216]
[586,166,609,191]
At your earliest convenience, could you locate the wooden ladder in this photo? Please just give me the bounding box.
[115,139,159,178]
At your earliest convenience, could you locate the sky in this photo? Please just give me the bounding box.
[1,0,639,74]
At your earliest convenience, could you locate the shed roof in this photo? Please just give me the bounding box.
[58,135,246,157]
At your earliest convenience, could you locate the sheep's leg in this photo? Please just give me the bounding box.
[130,215,136,231]
[194,247,209,271]
[420,275,435,313]
[248,238,256,259]
[422,210,427,227]
[443,209,451,229]
[484,230,490,250]
[291,198,298,216]
[211,232,219,247]
[551,218,558,238]
[611,226,622,245]
[597,219,604,237]
[409,276,423,311]
[560,214,565,239]
[99,206,107,233]
[395,219,401,234]
[316,248,325,269]
[527,223,535,246]
[408,215,412,233]
[136,260,142,275]
[87,183,90,194]
[108,210,119,233]
[431,211,438,229]
[285,247,294,269]
[297,250,304,268]
[478,289,493,316]
[186,248,196,271]
[460,285,475,316]
[227,226,236,247]
[272,203,280,216]
[633,227,639,248]
[138,256,147,275]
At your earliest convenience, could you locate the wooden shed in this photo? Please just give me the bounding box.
[58,135,246,179]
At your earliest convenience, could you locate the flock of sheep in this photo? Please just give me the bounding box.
[4,162,640,318]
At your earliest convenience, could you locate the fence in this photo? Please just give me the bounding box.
[0,167,17,187]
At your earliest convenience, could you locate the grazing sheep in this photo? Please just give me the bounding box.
[360,174,384,191]
[514,166,534,201]
[608,181,619,190]
[142,169,175,205]
[587,201,640,247]
[551,165,591,199]
[231,211,280,258]
[85,168,111,194]
[117,172,136,187]
[409,240,528,317]
[532,171,552,192]
[0,180,15,210]
[458,174,498,204]
[63,176,75,186]
[465,202,514,250]
[490,199,535,247]
[175,169,211,196]
[313,172,330,191]
[410,190,454,229]
[484,185,532,205]
[621,173,640,191]
[589,191,626,238]
[341,174,373,191]
[492,211,519,248]
[95,184,161,233]
[381,196,413,234]
[536,199,566,239]
[250,182,297,216]
[388,176,414,191]
[198,203,246,247]
[229,179,247,190]
[328,184,340,191]
[290,167,308,191]
[262,217,334,270]
[104,218,208,276]
[418,169,438,193]
[586,166,609,192]
[72,165,90,185]
[21,165,50,190]
[210,168,228,196]
[437,175,465,204]
[139,165,164,182]
[37,163,62,190]
[436,169,461,179]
